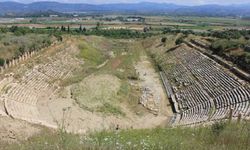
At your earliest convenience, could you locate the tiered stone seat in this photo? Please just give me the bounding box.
[211,86,250,120]
[179,101,212,125]
[0,45,84,129]
[4,99,41,123]
[164,45,250,126]
[38,63,67,79]
[1,52,76,125]
[232,101,249,117]
[4,69,53,106]
[165,63,195,87]
[243,101,250,118]
[36,51,80,80]
[176,83,212,110]
[173,48,240,98]
[214,86,250,108]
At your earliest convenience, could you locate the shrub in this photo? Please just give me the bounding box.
[161,37,167,43]
[0,58,4,66]
[211,122,226,136]
[175,36,184,45]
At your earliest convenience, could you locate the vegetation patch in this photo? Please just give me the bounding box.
[78,41,105,65]
[83,121,250,150]
[71,74,121,112]
[0,33,53,62]
[60,66,96,86]
[3,121,249,150]
[209,37,250,72]
[96,103,125,116]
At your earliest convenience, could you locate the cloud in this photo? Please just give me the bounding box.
[1,0,250,5]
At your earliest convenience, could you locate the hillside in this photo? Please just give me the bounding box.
[1,2,250,17]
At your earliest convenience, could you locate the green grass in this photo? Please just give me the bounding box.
[78,40,105,66]
[96,103,125,116]
[70,74,121,113]
[167,16,250,27]
[178,25,221,31]
[60,66,97,87]
[2,128,83,150]
[2,121,250,150]
[0,33,52,60]
[84,121,250,150]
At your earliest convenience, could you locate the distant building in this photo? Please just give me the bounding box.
[49,15,58,18]
[126,17,145,22]
[15,18,25,20]
[103,27,127,30]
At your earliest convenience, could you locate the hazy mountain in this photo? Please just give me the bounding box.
[0,1,250,17]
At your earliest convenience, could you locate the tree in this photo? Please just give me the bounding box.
[67,25,70,33]
[96,22,101,30]
[0,58,4,66]
[143,27,149,33]
[79,25,82,32]
[82,27,87,32]
[0,27,8,33]
[61,26,66,32]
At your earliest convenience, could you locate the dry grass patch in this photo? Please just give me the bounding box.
[71,74,122,115]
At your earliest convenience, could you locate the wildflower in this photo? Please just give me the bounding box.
[127,141,131,145]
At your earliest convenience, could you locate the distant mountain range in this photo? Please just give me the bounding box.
[1,1,250,17]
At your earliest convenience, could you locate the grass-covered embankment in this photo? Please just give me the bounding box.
[2,121,250,150]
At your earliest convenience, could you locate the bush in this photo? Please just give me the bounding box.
[211,30,242,39]
[175,36,185,45]
[211,122,226,136]
[161,37,167,43]
[0,33,53,61]
[86,29,153,39]
[210,39,242,54]
[0,58,4,66]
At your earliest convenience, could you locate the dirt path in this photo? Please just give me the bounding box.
[0,117,41,143]
[112,53,173,129]
[135,54,173,116]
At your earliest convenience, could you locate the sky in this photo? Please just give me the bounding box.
[1,0,250,5]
